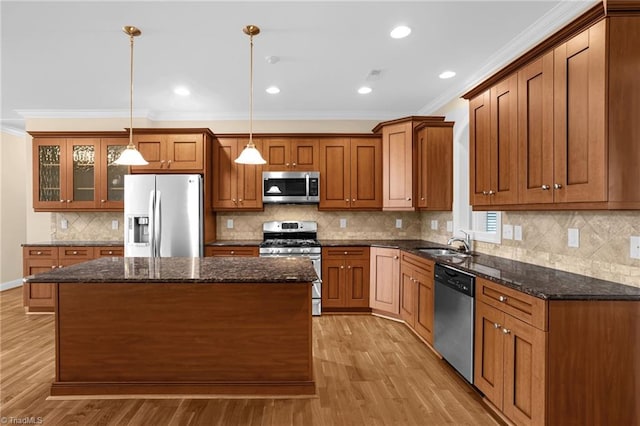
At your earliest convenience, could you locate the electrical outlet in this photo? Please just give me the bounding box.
[446,221,453,232]
[514,225,523,241]
[226,219,234,229]
[111,220,119,230]
[431,220,438,230]
[60,219,68,230]
[340,218,347,228]
[568,228,580,248]
[395,219,402,229]
[503,224,514,240]
[630,236,640,259]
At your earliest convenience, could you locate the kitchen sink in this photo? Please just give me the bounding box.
[418,247,472,258]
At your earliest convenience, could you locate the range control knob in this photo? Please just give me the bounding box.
[287,248,293,253]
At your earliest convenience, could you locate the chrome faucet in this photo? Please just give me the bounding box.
[448,230,471,253]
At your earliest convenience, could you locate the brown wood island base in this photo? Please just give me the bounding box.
[52,282,314,397]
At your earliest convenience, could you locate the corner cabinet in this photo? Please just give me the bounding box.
[30,132,130,211]
[212,137,263,211]
[130,129,210,173]
[319,137,382,210]
[369,247,400,316]
[321,247,370,311]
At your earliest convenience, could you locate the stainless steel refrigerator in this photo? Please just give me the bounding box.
[124,174,203,257]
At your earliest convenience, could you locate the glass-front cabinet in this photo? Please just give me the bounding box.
[32,134,129,211]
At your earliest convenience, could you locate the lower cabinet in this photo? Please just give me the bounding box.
[204,246,259,257]
[369,247,400,315]
[322,247,370,310]
[22,245,123,313]
[475,278,547,426]
[400,252,434,344]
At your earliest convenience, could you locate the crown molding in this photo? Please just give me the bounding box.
[0,125,26,137]
[15,109,150,119]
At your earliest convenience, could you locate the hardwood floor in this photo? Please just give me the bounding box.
[1,287,499,425]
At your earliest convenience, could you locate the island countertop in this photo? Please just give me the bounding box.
[24,256,319,284]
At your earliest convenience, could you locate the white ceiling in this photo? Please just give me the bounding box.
[1,0,599,134]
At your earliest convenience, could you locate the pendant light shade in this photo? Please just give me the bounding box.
[114,25,148,166]
[235,25,266,165]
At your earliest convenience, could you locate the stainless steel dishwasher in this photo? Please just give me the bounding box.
[433,263,475,384]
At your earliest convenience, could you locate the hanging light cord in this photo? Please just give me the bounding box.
[128,31,135,148]
[248,31,255,148]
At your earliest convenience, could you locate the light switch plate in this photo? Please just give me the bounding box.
[503,224,514,240]
[631,236,640,259]
[514,225,523,241]
[431,220,438,230]
[568,228,580,248]
[340,218,347,228]
[395,219,402,229]
[226,219,234,229]
[61,219,68,230]
[446,221,453,232]
[111,220,119,230]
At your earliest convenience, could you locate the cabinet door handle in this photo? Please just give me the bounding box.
[421,197,425,201]
[101,199,106,203]
[60,200,65,203]
[541,185,550,190]
[51,265,56,269]
[498,295,508,302]
[352,198,356,202]
[36,251,42,255]
[502,328,511,335]
[488,190,495,195]
[345,199,350,203]
[286,163,290,167]
[493,323,502,329]
[340,265,344,269]
[482,191,489,196]
[230,251,235,255]
[72,251,78,255]
[292,162,296,167]
[347,265,351,269]
[66,200,71,203]
[393,255,398,260]
[108,251,113,255]
[554,183,563,189]
[406,197,411,201]
[238,199,243,203]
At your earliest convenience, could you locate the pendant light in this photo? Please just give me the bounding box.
[235,25,267,165]
[114,26,148,166]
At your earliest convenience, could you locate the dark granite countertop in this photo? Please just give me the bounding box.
[205,240,262,247]
[22,241,124,247]
[24,256,318,284]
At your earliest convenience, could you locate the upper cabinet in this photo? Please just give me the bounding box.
[130,129,210,173]
[319,137,382,210]
[373,116,453,211]
[465,9,640,210]
[31,133,129,211]
[212,137,263,211]
[415,122,454,211]
[469,74,518,206]
[263,138,319,171]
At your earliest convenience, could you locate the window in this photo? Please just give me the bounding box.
[471,211,502,243]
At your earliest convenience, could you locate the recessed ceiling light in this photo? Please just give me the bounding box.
[439,71,456,79]
[174,86,190,96]
[266,86,280,94]
[390,25,411,39]
[358,86,372,95]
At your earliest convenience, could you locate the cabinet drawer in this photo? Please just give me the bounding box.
[94,247,124,257]
[205,246,259,257]
[477,277,547,331]
[400,251,434,274]
[323,247,369,259]
[58,247,94,260]
[23,247,58,259]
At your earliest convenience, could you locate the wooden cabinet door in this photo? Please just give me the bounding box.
[165,133,204,171]
[66,138,100,209]
[263,138,289,171]
[322,258,346,307]
[23,246,58,311]
[33,138,68,210]
[490,74,519,205]
[414,268,434,344]
[502,314,547,426]
[369,247,400,314]
[350,138,382,209]
[291,138,319,171]
[98,138,129,209]
[474,301,505,408]
[518,52,554,204]
[132,134,165,171]
[399,266,416,327]
[213,138,239,210]
[469,90,492,206]
[417,125,453,211]
[236,138,263,210]
[346,259,370,308]
[319,138,351,210]
[382,122,414,210]
[553,20,606,203]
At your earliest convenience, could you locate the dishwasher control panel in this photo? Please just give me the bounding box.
[434,264,475,297]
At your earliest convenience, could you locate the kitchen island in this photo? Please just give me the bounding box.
[24,256,318,397]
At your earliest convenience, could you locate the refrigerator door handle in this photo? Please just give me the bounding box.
[155,190,162,257]
[148,190,156,257]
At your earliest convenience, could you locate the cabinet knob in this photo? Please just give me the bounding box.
[421,197,425,201]
[101,199,106,203]
[347,265,351,269]
[502,328,511,335]
[72,251,78,255]
[488,190,495,196]
[498,295,508,303]
[36,251,42,255]
[238,199,243,203]
[345,199,350,203]
[541,185,550,190]
[230,251,235,255]
[58,265,63,268]
[554,183,563,190]
[394,255,398,260]
[406,197,411,201]
[66,200,71,203]
[108,251,113,255]
[51,265,56,269]
[352,198,356,202]
[482,191,488,196]
[340,265,344,269]
[292,162,296,167]
[493,323,502,329]
[286,163,290,167]
[60,200,65,203]
[344,251,348,255]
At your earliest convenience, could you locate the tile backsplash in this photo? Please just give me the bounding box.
[54,208,640,287]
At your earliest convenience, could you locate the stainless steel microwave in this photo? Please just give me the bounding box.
[262,171,320,204]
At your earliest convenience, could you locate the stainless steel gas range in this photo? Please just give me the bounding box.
[259,221,322,315]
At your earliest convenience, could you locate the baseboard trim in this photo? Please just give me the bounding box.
[1,279,22,292]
